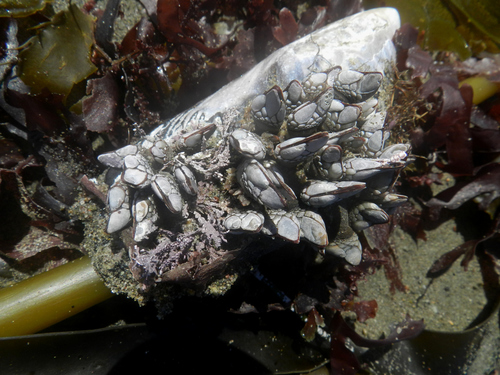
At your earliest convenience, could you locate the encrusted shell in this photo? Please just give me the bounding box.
[98,8,405,273]
[147,8,400,140]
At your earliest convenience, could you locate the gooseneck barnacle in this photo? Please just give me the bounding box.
[97,8,408,286]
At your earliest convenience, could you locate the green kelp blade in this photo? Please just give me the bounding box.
[18,4,97,99]
[383,0,471,59]
[447,0,500,44]
[380,0,500,58]
[0,0,47,17]
[445,0,500,54]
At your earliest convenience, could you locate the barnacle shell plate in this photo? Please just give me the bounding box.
[150,8,400,140]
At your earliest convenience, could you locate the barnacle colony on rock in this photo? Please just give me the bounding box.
[97,8,407,282]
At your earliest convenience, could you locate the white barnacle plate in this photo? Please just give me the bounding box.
[236,159,298,210]
[224,211,265,233]
[99,8,406,279]
[301,180,367,207]
[275,132,330,164]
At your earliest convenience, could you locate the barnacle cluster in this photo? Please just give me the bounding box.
[224,67,410,265]
[97,8,407,285]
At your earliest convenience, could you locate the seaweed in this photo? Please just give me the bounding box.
[0,0,47,17]
[392,22,500,329]
[18,5,97,100]
[373,0,500,59]
[329,312,424,375]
